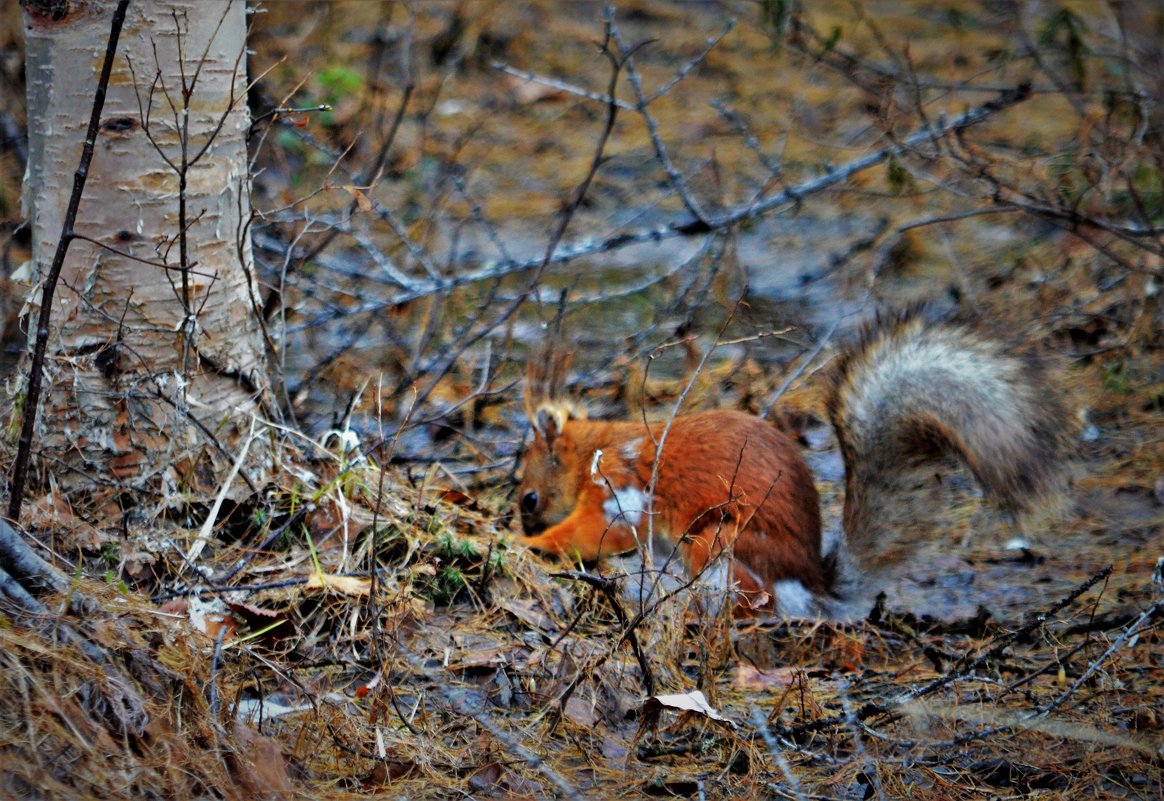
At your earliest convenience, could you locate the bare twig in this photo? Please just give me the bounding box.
[750,708,809,801]
[613,19,736,225]
[550,569,656,696]
[491,62,635,110]
[285,83,1034,334]
[405,7,629,414]
[209,624,228,719]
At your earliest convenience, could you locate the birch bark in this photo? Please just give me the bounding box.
[20,0,271,505]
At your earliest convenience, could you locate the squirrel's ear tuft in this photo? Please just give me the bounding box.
[524,343,573,419]
[532,403,570,440]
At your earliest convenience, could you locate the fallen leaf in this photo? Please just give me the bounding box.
[437,488,488,514]
[26,492,113,550]
[498,597,556,631]
[445,646,507,672]
[185,596,238,641]
[734,664,800,692]
[159,598,188,616]
[642,690,734,727]
[742,590,771,611]
[468,761,503,793]
[228,721,296,797]
[305,573,372,597]
[362,759,419,788]
[563,694,598,727]
[601,734,628,760]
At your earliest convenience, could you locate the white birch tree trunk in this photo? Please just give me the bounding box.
[19,0,272,508]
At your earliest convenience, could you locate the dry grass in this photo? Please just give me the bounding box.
[1,395,1161,799]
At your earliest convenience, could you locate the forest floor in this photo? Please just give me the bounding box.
[0,1,1161,799]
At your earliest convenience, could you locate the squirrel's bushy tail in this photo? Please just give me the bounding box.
[824,311,1072,608]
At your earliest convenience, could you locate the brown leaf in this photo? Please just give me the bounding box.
[733,664,800,692]
[342,185,373,212]
[563,695,598,727]
[228,721,296,798]
[182,597,239,641]
[363,759,419,788]
[26,492,112,550]
[601,734,629,760]
[304,573,372,597]
[445,646,507,672]
[498,597,556,632]
[468,761,504,793]
[437,488,488,514]
[158,598,189,616]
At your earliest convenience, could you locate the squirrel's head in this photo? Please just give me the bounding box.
[517,401,586,536]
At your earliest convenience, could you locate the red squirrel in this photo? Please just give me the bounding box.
[515,311,1071,617]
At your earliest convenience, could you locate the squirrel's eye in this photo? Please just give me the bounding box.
[520,491,538,513]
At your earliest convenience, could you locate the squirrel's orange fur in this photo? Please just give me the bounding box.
[517,312,1072,617]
